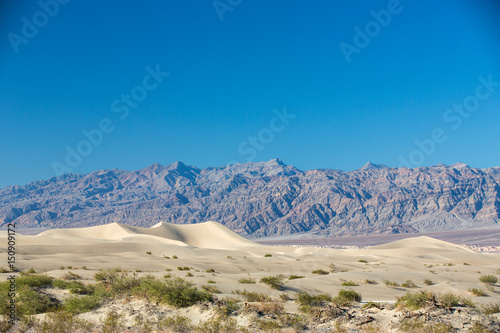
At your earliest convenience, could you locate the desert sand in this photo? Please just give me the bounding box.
[1,221,499,331]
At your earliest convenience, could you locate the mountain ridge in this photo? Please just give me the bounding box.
[1,159,499,237]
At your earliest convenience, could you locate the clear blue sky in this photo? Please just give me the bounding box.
[1,0,500,188]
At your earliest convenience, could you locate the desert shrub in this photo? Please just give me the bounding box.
[62,271,81,280]
[358,259,368,263]
[159,315,193,333]
[207,279,216,283]
[396,290,435,310]
[186,272,194,277]
[383,279,400,288]
[234,290,270,302]
[469,288,486,296]
[479,275,497,285]
[260,274,285,290]
[64,295,101,314]
[279,293,291,301]
[162,277,213,307]
[177,266,190,271]
[35,310,93,333]
[201,285,220,294]
[100,309,125,333]
[481,302,500,315]
[365,279,376,284]
[296,292,331,312]
[16,273,53,288]
[206,268,215,273]
[264,254,272,257]
[423,279,434,286]
[312,269,329,275]
[288,275,304,280]
[15,287,58,316]
[255,319,280,330]
[238,277,256,284]
[334,289,361,305]
[214,297,241,317]
[196,316,239,333]
[402,280,418,288]
[341,280,359,286]
[443,263,455,266]
[439,292,461,308]
[397,317,454,333]
[172,255,178,259]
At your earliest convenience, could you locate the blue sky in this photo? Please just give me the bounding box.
[1,0,500,188]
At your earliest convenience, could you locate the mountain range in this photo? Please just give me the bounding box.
[1,159,499,237]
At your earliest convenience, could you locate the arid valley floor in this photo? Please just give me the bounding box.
[1,221,500,332]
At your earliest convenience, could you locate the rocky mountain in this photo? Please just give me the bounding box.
[1,159,499,237]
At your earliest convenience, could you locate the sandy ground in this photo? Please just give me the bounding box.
[1,221,499,331]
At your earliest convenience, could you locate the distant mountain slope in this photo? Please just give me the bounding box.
[1,159,499,237]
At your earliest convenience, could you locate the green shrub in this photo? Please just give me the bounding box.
[296,291,331,311]
[177,266,190,271]
[207,279,216,284]
[146,251,152,255]
[238,277,256,284]
[260,275,285,290]
[186,272,193,277]
[288,275,304,280]
[423,279,434,286]
[16,274,53,288]
[402,280,418,288]
[396,290,435,310]
[162,277,213,307]
[62,271,81,280]
[172,255,178,259]
[341,280,359,286]
[383,279,400,288]
[197,316,239,333]
[312,269,329,275]
[16,287,58,316]
[479,275,497,285]
[334,289,361,305]
[206,268,215,273]
[233,290,270,302]
[100,309,125,333]
[468,288,486,296]
[64,295,101,314]
[214,297,241,317]
[358,259,368,263]
[201,285,220,294]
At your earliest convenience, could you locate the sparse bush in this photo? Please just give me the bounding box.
[214,297,241,317]
[288,275,304,280]
[158,315,193,333]
[358,259,368,263]
[207,279,216,283]
[365,279,376,284]
[264,254,272,257]
[334,289,361,305]
[62,271,81,280]
[469,288,486,296]
[15,287,58,316]
[197,316,239,333]
[402,280,418,288]
[206,268,215,273]
[479,275,497,285]
[312,269,329,275]
[481,302,500,315]
[201,285,220,294]
[35,310,93,333]
[177,266,190,271]
[100,309,125,333]
[397,317,454,333]
[383,279,400,288]
[341,280,359,286]
[162,277,213,307]
[172,255,178,259]
[260,274,285,290]
[186,272,194,277]
[423,279,434,286]
[233,290,270,302]
[238,277,256,284]
[146,251,152,255]
[296,291,331,312]
[279,293,291,301]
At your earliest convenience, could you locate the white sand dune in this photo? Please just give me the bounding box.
[34,221,258,250]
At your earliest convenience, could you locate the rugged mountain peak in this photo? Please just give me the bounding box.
[451,162,469,169]
[359,162,388,170]
[145,162,163,171]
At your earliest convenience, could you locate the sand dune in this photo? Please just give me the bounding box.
[34,221,257,250]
